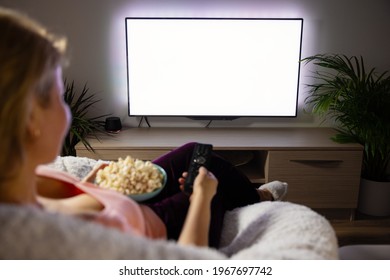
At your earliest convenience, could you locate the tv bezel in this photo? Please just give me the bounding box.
[125,17,304,120]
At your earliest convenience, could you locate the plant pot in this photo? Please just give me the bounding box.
[357,178,390,216]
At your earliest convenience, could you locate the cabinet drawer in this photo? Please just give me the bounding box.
[267,150,362,208]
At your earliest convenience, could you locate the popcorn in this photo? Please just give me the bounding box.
[95,156,164,195]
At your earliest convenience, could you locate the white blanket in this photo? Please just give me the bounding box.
[0,156,338,259]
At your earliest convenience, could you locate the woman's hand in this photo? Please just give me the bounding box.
[82,162,109,183]
[178,167,218,199]
[178,171,188,192]
[192,166,218,199]
[177,167,218,247]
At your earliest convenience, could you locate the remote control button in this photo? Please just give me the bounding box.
[194,156,206,164]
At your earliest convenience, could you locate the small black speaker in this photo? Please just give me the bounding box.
[105,117,122,133]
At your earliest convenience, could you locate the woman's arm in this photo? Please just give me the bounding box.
[177,167,218,247]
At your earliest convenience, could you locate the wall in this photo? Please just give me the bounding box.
[1,0,390,128]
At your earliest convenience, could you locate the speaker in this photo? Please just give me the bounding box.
[105,117,122,133]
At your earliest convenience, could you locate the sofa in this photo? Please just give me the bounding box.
[0,156,338,259]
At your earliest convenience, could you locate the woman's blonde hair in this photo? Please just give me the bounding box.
[0,8,67,180]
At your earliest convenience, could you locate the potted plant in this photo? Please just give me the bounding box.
[302,53,390,216]
[62,79,110,156]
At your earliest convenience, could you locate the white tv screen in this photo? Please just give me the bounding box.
[125,18,303,119]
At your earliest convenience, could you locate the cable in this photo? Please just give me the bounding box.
[137,117,143,127]
[145,116,151,127]
[137,116,151,127]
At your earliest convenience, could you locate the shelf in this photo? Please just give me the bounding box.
[237,163,265,184]
[215,150,267,184]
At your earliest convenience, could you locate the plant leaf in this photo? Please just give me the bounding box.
[301,53,390,181]
[62,79,111,156]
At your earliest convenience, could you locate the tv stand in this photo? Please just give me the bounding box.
[75,127,363,218]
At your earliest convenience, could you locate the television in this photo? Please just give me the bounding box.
[125,17,303,120]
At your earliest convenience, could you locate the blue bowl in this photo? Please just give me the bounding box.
[128,164,167,202]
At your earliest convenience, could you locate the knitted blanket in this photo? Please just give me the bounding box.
[0,156,338,259]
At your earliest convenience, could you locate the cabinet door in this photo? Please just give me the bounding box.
[267,150,362,208]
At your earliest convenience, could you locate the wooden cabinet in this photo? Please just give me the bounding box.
[266,151,362,208]
[76,127,363,214]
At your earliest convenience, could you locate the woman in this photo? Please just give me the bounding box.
[0,7,287,248]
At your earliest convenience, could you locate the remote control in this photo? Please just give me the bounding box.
[184,143,213,194]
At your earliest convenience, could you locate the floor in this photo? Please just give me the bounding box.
[328,211,390,247]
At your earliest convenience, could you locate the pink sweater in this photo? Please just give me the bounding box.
[35,166,167,239]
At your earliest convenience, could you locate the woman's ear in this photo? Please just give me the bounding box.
[26,97,43,140]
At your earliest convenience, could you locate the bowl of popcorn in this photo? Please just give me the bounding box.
[95,156,167,202]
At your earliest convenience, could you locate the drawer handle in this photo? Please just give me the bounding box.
[290,159,343,164]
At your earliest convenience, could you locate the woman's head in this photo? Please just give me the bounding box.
[0,8,70,179]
